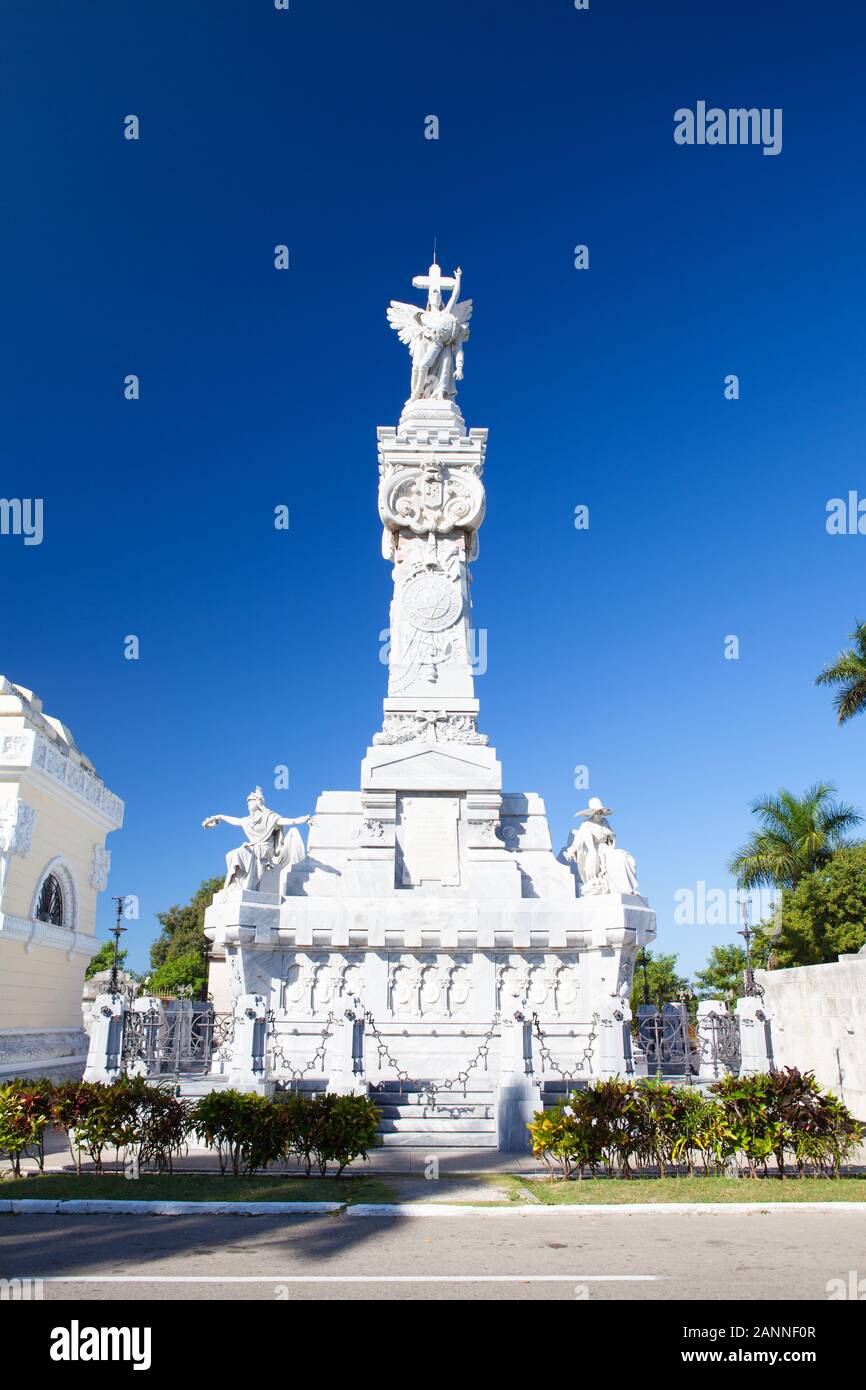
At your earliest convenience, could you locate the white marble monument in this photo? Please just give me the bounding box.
[203,262,656,1146]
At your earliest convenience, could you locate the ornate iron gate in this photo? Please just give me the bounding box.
[636,1005,691,1077]
[702,1008,742,1077]
[121,1000,220,1076]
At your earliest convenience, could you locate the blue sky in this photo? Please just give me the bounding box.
[2,0,865,975]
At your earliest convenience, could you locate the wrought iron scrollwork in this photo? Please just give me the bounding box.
[704,1009,742,1077]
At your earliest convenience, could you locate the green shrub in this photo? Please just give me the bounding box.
[528,1070,862,1181]
[135,1084,191,1174]
[0,1078,54,1177]
[51,1080,103,1175]
[3,1080,382,1180]
[284,1093,381,1177]
[713,1068,862,1178]
[528,1080,634,1180]
[633,1081,729,1177]
[190,1089,381,1177]
[669,1088,731,1176]
[190,1090,297,1176]
[68,1078,144,1173]
[527,1100,597,1180]
[48,1077,192,1175]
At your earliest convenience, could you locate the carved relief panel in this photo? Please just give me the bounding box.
[386,952,474,1019]
[495,953,583,1020]
[279,953,367,1019]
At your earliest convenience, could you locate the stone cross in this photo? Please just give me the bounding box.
[412,262,456,302]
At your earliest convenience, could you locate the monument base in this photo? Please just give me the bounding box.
[204,787,655,1149]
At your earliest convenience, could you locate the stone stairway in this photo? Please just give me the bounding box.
[169,1074,501,1149]
[540,1079,585,1110]
[369,1079,498,1148]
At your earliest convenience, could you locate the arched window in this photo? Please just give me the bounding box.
[35,873,64,926]
[29,858,79,935]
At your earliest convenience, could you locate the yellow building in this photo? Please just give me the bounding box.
[0,676,124,1078]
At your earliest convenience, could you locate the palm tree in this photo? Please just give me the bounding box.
[728,782,862,889]
[815,622,866,724]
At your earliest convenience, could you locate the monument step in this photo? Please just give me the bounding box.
[377,1131,499,1149]
[168,1073,231,1098]
[374,1103,494,1119]
[371,1091,494,1105]
[378,1116,495,1133]
[370,1082,495,1097]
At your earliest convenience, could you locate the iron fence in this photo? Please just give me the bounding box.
[702,1008,742,1078]
[121,1000,219,1076]
[636,1006,691,1078]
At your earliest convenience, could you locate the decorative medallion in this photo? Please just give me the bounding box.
[401,571,462,632]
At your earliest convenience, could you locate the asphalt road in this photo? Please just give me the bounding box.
[2,1209,865,1301]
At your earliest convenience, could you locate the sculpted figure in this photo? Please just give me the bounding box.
[563,797,640,896]
[387,263,473,401]
[202,788,312,891]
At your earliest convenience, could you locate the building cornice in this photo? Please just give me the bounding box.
[0,729,123,830]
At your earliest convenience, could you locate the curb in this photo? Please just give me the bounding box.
[0,1199,344,1216]
[346,1200,866,1217]
[3,1198,866,1217]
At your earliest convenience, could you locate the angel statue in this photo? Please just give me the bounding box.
[562,797,640,897]
[202,788,313,892]
[387,263,472,401]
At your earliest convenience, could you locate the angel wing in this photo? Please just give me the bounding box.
[453,298,473,331]
[387,301,424,346]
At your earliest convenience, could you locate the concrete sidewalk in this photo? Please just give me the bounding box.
[9,1127,549,1178]
[10,1129,866,1183]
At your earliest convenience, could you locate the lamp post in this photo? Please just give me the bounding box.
[201,932,211,1003]
[639,946,650,1006]
[737,897,760,997]
[109,895,128,996]
[676,985,694,1073]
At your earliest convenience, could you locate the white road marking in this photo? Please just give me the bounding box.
[36,1274,661,1285]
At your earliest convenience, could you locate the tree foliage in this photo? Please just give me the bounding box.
[629,950,690,1017]
[728,782,862,889]
[147,952,207,999]
[815,621,866,724]
[763,845,866,967]
[693,944,747,1001]
[149,876,223,972]
[692,938,771,1002]
[85,940,129,980]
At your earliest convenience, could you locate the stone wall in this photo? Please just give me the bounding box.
[755,950,866,1120]
[0,1025,89,1081]
[0,937,93,1032]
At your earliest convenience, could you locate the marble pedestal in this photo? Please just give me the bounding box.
[204,787,655,1148]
